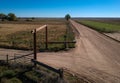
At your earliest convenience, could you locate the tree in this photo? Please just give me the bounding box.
[0,13,7,21]
[7,13,17,21]
[65,14,71,21]
[31,17,35,20]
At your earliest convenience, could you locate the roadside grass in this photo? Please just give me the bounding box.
[0,64,87,83]
[0,20,75,51]
[0,65,59,83]
[77,20,120,33]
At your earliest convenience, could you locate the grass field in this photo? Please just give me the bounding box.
[87,18,120,25]
[0,19,75,51]
[77,20,120,33]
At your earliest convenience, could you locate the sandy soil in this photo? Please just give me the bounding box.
[0,20,120,83]
[37,20,120,83]
[104,33,120,41]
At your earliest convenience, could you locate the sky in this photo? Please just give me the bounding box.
[0,0,120,17]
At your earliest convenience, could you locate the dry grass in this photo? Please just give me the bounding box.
[0,19,74,51]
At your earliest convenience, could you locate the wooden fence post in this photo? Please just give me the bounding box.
[32,29,37,60]
[45,26,48,50]
[33,29,37,67]
[6,54,8,64]
[14,54,16,63]
[12,41,14,47]
[64,35,67,49]
[59,68,63,78]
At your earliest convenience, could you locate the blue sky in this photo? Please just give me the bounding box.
[0,0,120,17]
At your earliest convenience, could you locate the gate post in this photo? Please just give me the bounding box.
[33,29,37,67]
[31,25,47,67]
[45,26,48,50]
[6,54,8,64]
[33,29,37,60]
[64,35,67,49]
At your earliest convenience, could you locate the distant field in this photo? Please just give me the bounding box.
[76,19,120,33]
[0,19,75,51]
[0,18,66,25]
[88,18,120,25]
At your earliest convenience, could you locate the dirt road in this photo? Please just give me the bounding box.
[0,20,120,82]
[37,20,120,83]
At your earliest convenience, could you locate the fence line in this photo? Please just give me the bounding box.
[0,54,7,61]
[0,22,76,51]
[31,59,63,78]
[0,52,34,66]
[8,53,33,61]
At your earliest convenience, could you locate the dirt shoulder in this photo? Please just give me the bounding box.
[104,32,120,42]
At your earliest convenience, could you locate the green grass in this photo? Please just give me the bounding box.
[78,20,120,33]
[90,19,120,25]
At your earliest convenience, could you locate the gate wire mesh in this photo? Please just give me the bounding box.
[8,53,34,67]
[0,54,7,61]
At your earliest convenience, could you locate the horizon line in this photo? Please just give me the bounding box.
[18,17,120,18]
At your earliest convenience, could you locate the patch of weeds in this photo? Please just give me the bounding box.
[0,70,16,78]
[25,71,42,82]
[1,77,22,83]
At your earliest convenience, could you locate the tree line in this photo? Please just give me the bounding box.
[0,13,17,21]
[0,13,71,21]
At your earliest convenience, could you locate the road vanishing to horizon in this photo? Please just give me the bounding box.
[0,0,120,83]
[37,20,120,83]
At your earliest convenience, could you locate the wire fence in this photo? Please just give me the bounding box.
[0,22,76,51]
[0,53,34,66]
